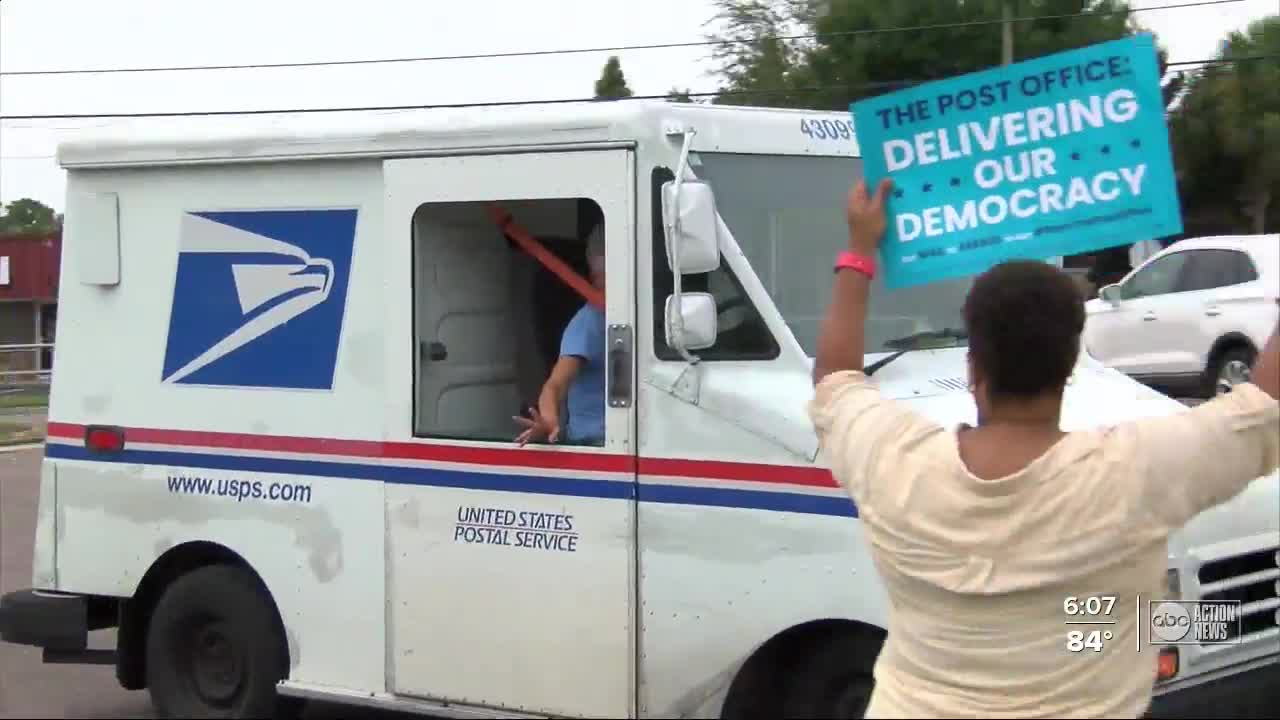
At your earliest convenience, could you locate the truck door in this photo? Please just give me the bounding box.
[382,150,638,718]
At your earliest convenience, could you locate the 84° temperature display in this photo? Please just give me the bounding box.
[1066,629,1114,652]
[1063,595,1119,653]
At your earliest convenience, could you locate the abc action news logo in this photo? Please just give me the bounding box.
[1149,600,1242,645]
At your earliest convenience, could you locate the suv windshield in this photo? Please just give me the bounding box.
[693,151,972,355]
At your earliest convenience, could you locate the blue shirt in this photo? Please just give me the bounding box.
[559,304,606,444]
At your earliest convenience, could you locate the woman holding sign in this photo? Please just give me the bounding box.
[809,179,1279,718]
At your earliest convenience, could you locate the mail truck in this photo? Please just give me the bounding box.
[1,101,1276,718]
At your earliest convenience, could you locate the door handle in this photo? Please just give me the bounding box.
[1205,306,1222,317]
[607,324,633,409]
[1142,312,1157,322]
[424,341,448,362]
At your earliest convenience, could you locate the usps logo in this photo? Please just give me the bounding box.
[161,209,358,390]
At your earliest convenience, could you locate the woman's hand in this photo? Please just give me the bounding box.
[813,179,892,383]
[846,178,894,255]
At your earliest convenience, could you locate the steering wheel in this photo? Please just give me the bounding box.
[713,294,751,334]
[716,295,749,315]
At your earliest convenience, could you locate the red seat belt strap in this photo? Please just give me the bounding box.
[488,204,605,310]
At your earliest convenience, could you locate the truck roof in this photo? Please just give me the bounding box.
[57,100,863,169]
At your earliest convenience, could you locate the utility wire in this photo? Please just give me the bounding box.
[0,0,1247,77]
[0,54,1272,122]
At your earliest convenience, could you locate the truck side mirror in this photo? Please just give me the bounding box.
[664,293,717,351]
[661,180,721,275]
[1099,283,1122,305]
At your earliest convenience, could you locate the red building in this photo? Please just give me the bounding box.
[0,231,60,377]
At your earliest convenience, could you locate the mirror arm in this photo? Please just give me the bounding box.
[666,128,701,365]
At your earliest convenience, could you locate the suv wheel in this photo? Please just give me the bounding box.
[1209,347,1255,397]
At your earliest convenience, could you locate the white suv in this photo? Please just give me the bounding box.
[1084,234,1280,398]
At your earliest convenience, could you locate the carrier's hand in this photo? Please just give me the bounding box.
[846,178,893,254]
[513,407,560,446]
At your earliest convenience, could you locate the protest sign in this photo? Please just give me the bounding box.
[851,34,1182,289]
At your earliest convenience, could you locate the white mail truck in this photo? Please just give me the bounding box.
[1,101,1276,719]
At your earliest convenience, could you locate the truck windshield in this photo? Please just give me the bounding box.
[694,151,972,356]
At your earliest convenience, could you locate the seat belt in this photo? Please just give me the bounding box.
[488,204,605,310]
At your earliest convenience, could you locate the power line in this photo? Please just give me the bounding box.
[0,0,1247,77]
[0,82,900,122]
[1166,54,1277,67]
[0,109,422,131]
[1,54,1272,123]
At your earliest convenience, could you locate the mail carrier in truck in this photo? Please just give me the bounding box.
[1,101,1276,719]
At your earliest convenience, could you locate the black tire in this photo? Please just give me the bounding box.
[1204,345,1256,398]
[781,631,879,719]
[145,564,288,719]
[274,695,308,720]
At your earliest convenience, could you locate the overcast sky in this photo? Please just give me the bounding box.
[1,0,1275,210]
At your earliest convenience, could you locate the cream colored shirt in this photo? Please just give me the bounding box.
[809,372,1280,719]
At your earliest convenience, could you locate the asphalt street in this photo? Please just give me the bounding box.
[0,446,152,719]
[0,406,1274,719]
[0,445,417,720]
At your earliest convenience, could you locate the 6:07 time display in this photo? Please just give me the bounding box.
[1063,595,1117,616]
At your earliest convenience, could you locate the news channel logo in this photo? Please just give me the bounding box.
[1149,600,1242,645]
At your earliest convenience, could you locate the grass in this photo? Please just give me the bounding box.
[0,387,49,409]
[0,418,44,445]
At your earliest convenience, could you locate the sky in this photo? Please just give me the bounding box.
[1,0,1275,210]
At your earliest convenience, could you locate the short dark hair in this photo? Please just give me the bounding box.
[963,260,1085,397]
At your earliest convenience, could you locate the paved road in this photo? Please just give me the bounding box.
[0,638,150,719]
[0,446,414,720]
[0,447,154,719]
[2,424,1273,719]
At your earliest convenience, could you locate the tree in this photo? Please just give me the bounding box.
[0,198,59,235]
[666,87,697,103]
[706,0,813,107]
[1158,52,1185,110]
[1169,16,1280,234]
[594,56,634,99]
[703,0,1190,270]
[706,0,1150,111]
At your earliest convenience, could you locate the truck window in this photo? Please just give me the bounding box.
[650,167,780,361]
[411,198,606,444]
[689,152,973,356]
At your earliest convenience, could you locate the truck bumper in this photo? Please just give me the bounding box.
[1147,658,1280,718]
[0,589,116,664]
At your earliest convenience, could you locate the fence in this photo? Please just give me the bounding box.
[0,343,53,386]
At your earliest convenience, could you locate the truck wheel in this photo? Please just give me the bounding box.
[781,632,878,719]
[145,565,287,719]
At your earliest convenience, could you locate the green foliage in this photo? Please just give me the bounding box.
[1170,15,1280,234]
[705,0,1145,109]
[701,0,1280,241]
[706,0,812,107]
[594,56,634,99]
[0,198,59,235]
[666,87,697,103]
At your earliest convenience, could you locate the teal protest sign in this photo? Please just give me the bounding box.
[851,34,1182,289]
